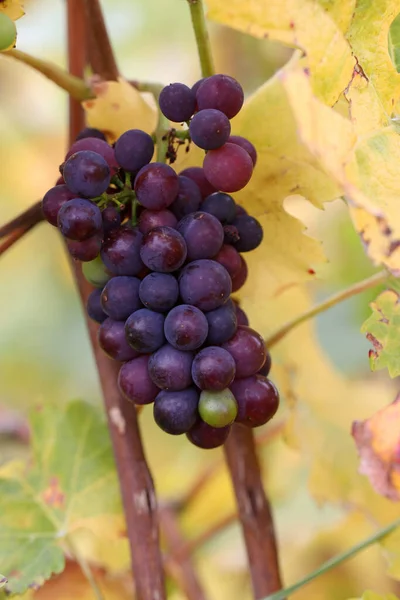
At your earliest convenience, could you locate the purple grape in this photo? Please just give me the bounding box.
[101,276,141,320]
[187,420,231,449]
[258,351,271,377]
[134,163,179,210]
[101,227,144,276]
[177,212,224,260]
[189,109,231,150]
[170,176,202,220]
[213,244,242,279]
[98,318,140,362]
[230,376,279,427]
[222,325,266,378]
[191,78,206,96]
[66,138,118,175]
[231,256,248,292]
[118,355,159,405]
[153,387,199,435]
[57,198,102,241]
[102,205,121,234]
[159,83,196,122]
[196,74,244,119]
[42,185,75,226]
[164,305,208,351]
[63,150,111,198]
[66,234,102,261]
[179,259,232,311]
[125,308,165,353]
[205,300,237,345]
[140,226,187,273]
[179,167,216,199]
[138,209,178,234]
[232,215,263,252]
[203,143,253,193]
[228,135,257,166]
[232,300,249,327]
[75,127,106,142]
[114,129,154,173]
[86,288,107,324]
[192,347,236,391]
[236,205,248,216]
[223,224,240,245]
[139,273,179,313]
[148,344,194,391]
[200,192,236,224]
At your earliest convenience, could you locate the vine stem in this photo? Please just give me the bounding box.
[265,270,388,349]
[84,0,119,80]
[187,0,215,78]
[264,517,400,600]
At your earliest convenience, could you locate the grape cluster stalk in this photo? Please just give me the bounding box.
[41,74,280,449]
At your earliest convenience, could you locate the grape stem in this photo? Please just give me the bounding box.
[187,0,215,78]
[265,270,388,349]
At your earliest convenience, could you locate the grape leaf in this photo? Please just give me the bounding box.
[389,13,400,73]
[361,280,400,377]
[0,0,24,20]
[348,592,399,600]
[0,400,121,595]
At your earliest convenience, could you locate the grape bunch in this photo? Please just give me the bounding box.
[41,74,280,450]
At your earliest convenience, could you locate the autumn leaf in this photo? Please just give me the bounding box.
[0,0,24,21]
[389,13,400,73]
[0,400,122,595]
[348,592,399,600]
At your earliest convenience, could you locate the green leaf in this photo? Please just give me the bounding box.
[361,279,400,377]
[0,400,121,595]
[388,13,400,73]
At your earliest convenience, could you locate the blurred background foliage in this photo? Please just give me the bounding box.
[0,1,398,598]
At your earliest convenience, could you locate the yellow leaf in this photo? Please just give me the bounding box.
[348,592,399,600]
[0,0,24,21]
[82,78,157,143]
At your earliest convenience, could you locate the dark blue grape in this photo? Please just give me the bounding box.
[177,212,223,260]
[63,150,111,197]
[102,205,121,234]
[101,276,141,320]
[191,78,206,96]
[98,318,140,362]
[134,162,179,210]
[159,83,196,122]
[228,135,257,166]
[232,300,249,327]
[153,387,199,435]
[66,139,118,175]
[189,109,231,150]
[139,273,179,313]
[57,198,102,241]
[66,234,102,261]
[192,347,236,391]
[42,184,75,226]
[148,344,194,391]
[138,209,178,234]
[164,305,208,351]
[125,308,165,353]
[179,259,232,311]
[179,166,216,199]
[201,192,236,224]
[140,226,187,272]
[232,215,263,252]
[101,226,144,276]
[118,355,159,405]
[187,419,231,449]
[75,127,106,141]
[170,176,202,220]
[86,288,107,324]
[196,74,244,119]
[114,129,154,173]
[205,299,237,345]
[230,375,279,427]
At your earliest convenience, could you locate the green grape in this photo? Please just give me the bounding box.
[82,255,112,287]
[198,388,238,428]
[0,14,16,52]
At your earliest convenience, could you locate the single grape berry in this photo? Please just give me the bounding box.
[82,255,112,287]
[75,127,106,142]
[139,273,179,313]
[101,227,144,276]
[179,259,232,311]
[153,388,199,435]
[114,129,154,173]
[192,347,236,391]
[159,83,197,122]
[258,351,272,377]
[125,308,165,353]
[42,185,75,226]
[231,256,248,292]
[232,300,249,327]
[148,345,194,391]
[57,198,102,241]
[230,375,279,427]
[101,276,141,321]
[213,244,242,279]
[140,226,187,273]
[118,355,159,405]
[66,235,102,262]
[205,300,237,345]
[196,74,244,119]
[0,13,16,52]
[179,167,216,199]
[170,176,202,220]
[200,192,236,224]
[86,288,107,324]
[232,215,263,252]
[138,209,178,234]
[66,138,118,175]
[222,325,266,378]
[203,143,253,193]
[164,305,209,351]
[189,109,231,150]
[102,205,121,235]
[177,212,224,261]
[198,388,238,428]
[191,78,206,96]
[228,135,257,166]
[187,420,231,449]
[98,319,140,362]
[63,150,111,198]
[134,162,179,210]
